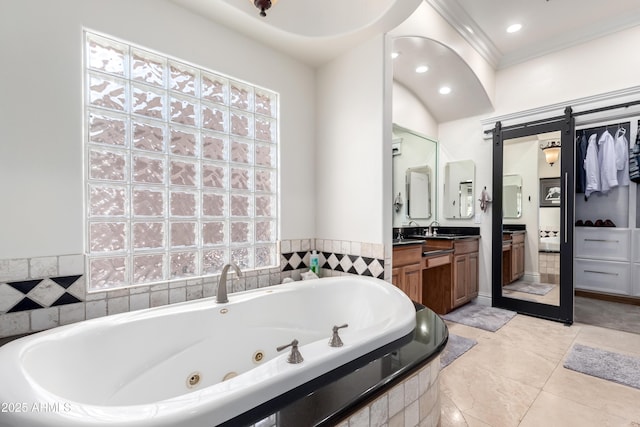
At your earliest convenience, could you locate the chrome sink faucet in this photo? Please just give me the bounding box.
[216,263,242,304]
[428,220,440,236]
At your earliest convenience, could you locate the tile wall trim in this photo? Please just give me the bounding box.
[0,238,390,338]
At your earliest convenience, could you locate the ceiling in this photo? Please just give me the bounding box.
[172,0,640,123]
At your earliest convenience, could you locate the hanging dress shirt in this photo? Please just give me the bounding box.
[584,133,600,198]
[598,130,618,194]
[614,127,630,186]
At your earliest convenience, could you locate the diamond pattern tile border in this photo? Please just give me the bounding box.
[2,275,83,313]
[281,251,384,279]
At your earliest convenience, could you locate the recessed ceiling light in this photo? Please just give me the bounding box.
[439,86,452,95]
[415,65,429,73]
[506,23,522,33]
[391,51,400,59]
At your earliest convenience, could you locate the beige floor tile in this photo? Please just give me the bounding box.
[494,314,581,363]
[444,321,496,343]
[440,364,539,427]
[519,390,633,427]
[543,364,640,422]
[451,336,557,389]
[440,392,469,427]
[573,323,640,357]
[461,413,493,427]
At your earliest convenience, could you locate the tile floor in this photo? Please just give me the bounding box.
[440,314,640,427]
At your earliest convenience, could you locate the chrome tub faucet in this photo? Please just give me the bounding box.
[277,339,304,364]
[216,263,242,304]
[329,324,349,347]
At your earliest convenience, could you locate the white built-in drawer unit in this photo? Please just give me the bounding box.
[574,259,631,295]
[574,228,631,262]
[634,264,640,297]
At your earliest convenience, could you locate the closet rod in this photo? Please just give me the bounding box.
[573,99,640,117]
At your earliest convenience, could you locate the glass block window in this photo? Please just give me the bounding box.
[84,31,279,291]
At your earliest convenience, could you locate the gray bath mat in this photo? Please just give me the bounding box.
[564,344,640,390]
[440,334,477,369]
[503,281,554,295]
[443,303,516,332]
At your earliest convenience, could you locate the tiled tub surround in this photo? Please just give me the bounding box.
[0,239,386,339]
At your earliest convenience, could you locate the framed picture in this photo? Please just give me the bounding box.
[540,177,561,207]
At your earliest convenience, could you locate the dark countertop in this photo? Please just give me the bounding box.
[392,238,425,246]
[223,304,448,427]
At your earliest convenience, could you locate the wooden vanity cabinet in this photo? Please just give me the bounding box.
[452,240,479,307]
[510,233,525,282]
[391,244,423,303]
[502,231,525,285]
[425,238,479,311]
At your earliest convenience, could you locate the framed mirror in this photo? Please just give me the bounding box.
[491,112,574,325]
[503,174,522,218]
[444,160,475,219]
[392,124,437,226]
[406,166,432,219]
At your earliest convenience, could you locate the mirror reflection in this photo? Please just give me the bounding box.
[444,160,475,219]
[503,174,522,218]
[406,166,432,219]
[392,124,437,226]
[501,132,561,306]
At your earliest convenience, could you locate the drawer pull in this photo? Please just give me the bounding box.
[583,270,619,276]
[584,239,619,243]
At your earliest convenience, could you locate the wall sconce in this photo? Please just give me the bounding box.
[540,140,561,166]
[251,0,278,17]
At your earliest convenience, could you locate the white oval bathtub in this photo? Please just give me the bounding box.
[0,276,415,427]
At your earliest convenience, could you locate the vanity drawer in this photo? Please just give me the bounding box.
[511,233,525,244]
[574,228,630,262]
[424,254,451,269]
[392,244,422,267]
[574,259,630,295]
[453,239,479,255]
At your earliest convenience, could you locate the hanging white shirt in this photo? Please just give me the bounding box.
[614,128,630,186]
[584,133,600,198]
[598,130,618,193]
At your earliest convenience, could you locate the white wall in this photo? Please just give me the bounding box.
[392,81,438,139]
[494,25,640,115]
[0,0,316,259]
[316,35,388,245]
[438,116,492,299]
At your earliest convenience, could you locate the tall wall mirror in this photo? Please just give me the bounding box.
[392,124,438,226]
[491,113,574,324]
[444,160,475,219]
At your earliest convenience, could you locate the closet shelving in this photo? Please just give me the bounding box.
[574,116,640,298]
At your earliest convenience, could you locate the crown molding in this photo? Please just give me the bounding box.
[425,0,501,69]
